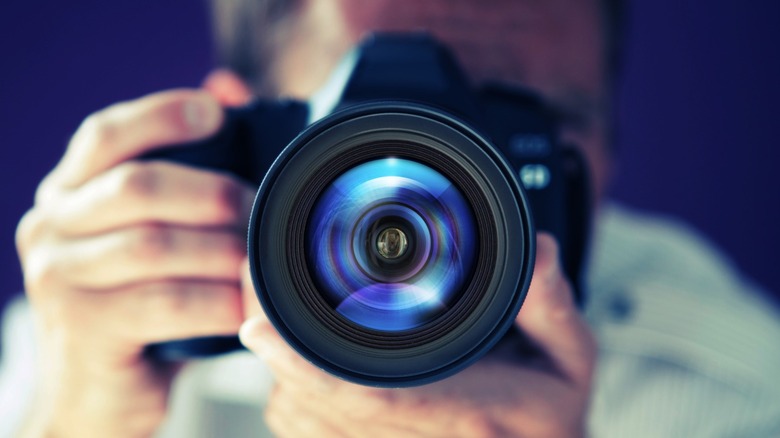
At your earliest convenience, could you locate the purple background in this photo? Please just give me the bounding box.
[1,0,778,312]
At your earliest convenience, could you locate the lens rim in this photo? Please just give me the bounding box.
[249,102,535,386]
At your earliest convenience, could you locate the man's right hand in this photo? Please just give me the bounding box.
[15,90,255,438]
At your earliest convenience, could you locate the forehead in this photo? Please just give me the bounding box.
[338,0,607,107]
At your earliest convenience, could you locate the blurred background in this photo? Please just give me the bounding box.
[0,0,778,314]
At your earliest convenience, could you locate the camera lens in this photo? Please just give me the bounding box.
[307,158,477,332]
[250,103,534,386]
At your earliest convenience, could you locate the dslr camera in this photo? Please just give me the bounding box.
[144,33,589,387]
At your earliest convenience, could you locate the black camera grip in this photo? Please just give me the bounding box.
[138,101,309,361]
[144,335,246,361]
[141,107,252,182]
[139,110,249,361]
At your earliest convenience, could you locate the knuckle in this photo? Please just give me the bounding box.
[34,173,61,205]
[22,248,61,296]
[79,112,119,150]
[15,208,47,256]
[214,233,246,263]
[142,282,194,321]
[210,178,242,221]
[114,161,161,201]
[16,223,67,301]
[127,224,174,261]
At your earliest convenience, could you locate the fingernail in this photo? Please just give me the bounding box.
[182,94,221,135]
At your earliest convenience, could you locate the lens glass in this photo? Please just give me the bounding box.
[307,158,477,332]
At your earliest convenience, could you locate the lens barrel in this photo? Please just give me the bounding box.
[249,102,534,386]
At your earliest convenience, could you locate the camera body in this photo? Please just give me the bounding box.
[144,34,589,386]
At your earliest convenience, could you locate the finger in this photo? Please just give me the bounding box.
[74,280,243,345]
[46,89,223,192]
[42,225,245,290]
[515,233,596,386]
[49,161,256,236]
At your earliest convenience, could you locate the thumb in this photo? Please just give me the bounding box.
[515,233,596,386]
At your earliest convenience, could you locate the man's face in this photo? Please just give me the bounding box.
[267,0,611,202]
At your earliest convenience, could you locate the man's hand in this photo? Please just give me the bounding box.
[240,233,596,438]
[15,89,254,438]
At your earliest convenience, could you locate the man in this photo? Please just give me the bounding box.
[9,0,780,436]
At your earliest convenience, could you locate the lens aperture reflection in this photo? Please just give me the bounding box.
[307,158,476,332]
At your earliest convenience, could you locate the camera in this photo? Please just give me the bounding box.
[143,33,589,386]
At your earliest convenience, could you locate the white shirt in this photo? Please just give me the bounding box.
[3,203,779,437]
[585,204,780,437]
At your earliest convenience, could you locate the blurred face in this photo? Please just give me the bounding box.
[266,0,612,202]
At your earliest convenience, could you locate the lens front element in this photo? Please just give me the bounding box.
[376,227,408,259]
[307,158,477,332]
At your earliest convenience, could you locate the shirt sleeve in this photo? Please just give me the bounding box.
[589,350,780,437]
[0,297,38,438]
[586,203,780,437]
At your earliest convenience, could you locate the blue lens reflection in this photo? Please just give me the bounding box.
[307,158,477,332]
